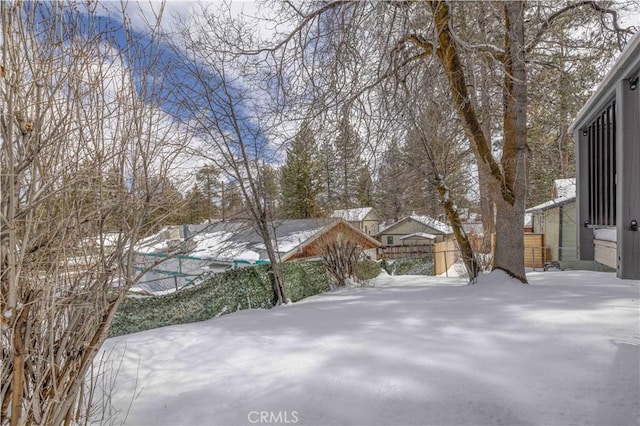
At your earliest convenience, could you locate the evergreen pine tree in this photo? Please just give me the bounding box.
[195,164,221,219]
[375,140,408,222]
[280,122,322,219]
[317,137,338,212]
[334,106,362,208]
[184,184,214,224]
[355,166,373,207]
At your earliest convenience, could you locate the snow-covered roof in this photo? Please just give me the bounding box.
[527,177,578,214]
[399,232,437,240]
[378,215,453,235]
[527,177,577,214]
[195,219,340,261]
[280,219,381,262]
[409,215,453,234]
[331,207,374,222]
[554,178,576,199]
[137,218,338,262]
[526,195,576,213]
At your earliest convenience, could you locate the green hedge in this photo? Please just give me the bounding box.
[355,259,382,281]
[109,261,329,337]
[382,256,434,276]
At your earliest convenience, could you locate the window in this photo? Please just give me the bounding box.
[387,236,393,245]
[586,100,616,226]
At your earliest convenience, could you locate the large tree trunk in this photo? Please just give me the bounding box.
[495,1,528,282]
[259,218,288,305]
[430,0,528,282]
[479,68,496,250]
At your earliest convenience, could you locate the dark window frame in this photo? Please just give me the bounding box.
[586,100,616,226]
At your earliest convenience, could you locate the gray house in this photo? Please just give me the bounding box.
[526,179,577,263]
[571,32,640,279]
[376,214,453,246]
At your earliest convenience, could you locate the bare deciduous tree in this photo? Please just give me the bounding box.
[404,90,481,280]
[224,0,635,283]
[1,2,188,424]
[169,6,290,304]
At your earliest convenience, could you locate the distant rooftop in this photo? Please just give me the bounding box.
[379,214,453,235]
[331,207,374,222]
[138,218,338,262]
[411,215,453,234]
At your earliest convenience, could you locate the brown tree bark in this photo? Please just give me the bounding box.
[428,0,528,282]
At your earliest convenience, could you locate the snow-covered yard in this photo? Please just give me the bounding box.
[100,271,639,425]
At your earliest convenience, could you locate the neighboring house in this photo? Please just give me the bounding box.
[377,214,453,246]
[331,207,381,236]
[570,31,640,279]
[141,218,380,265]
[131,218,380,295]
[526,178,577,263]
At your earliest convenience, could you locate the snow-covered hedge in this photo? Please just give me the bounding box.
[109,261,329,337]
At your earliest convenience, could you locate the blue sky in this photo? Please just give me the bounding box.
[69,0,283,170]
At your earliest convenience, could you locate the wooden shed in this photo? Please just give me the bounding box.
[281,219,381,262]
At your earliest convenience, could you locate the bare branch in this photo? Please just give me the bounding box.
[526,0,635,53]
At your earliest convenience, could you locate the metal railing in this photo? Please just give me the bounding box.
[131,252,224,295]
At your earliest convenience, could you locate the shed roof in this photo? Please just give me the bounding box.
[527,178,577,213]
[526,195,576,213]
[139,218,337,261]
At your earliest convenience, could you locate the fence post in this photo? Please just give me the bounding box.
[174,276,178,291]
[532,247,535,271]
[444,249,449,277]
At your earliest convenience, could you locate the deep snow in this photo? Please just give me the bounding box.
[99,270,639,426]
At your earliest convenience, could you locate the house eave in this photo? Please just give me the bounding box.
[569,31,640,133]
[526,196,576,214]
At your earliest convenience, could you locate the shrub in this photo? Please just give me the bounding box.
[355,259,381,281]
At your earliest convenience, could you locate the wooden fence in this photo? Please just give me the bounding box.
[377,244,433,260]
[523,234,551,268]
[379,233,552,273]
[434,239,459,275]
